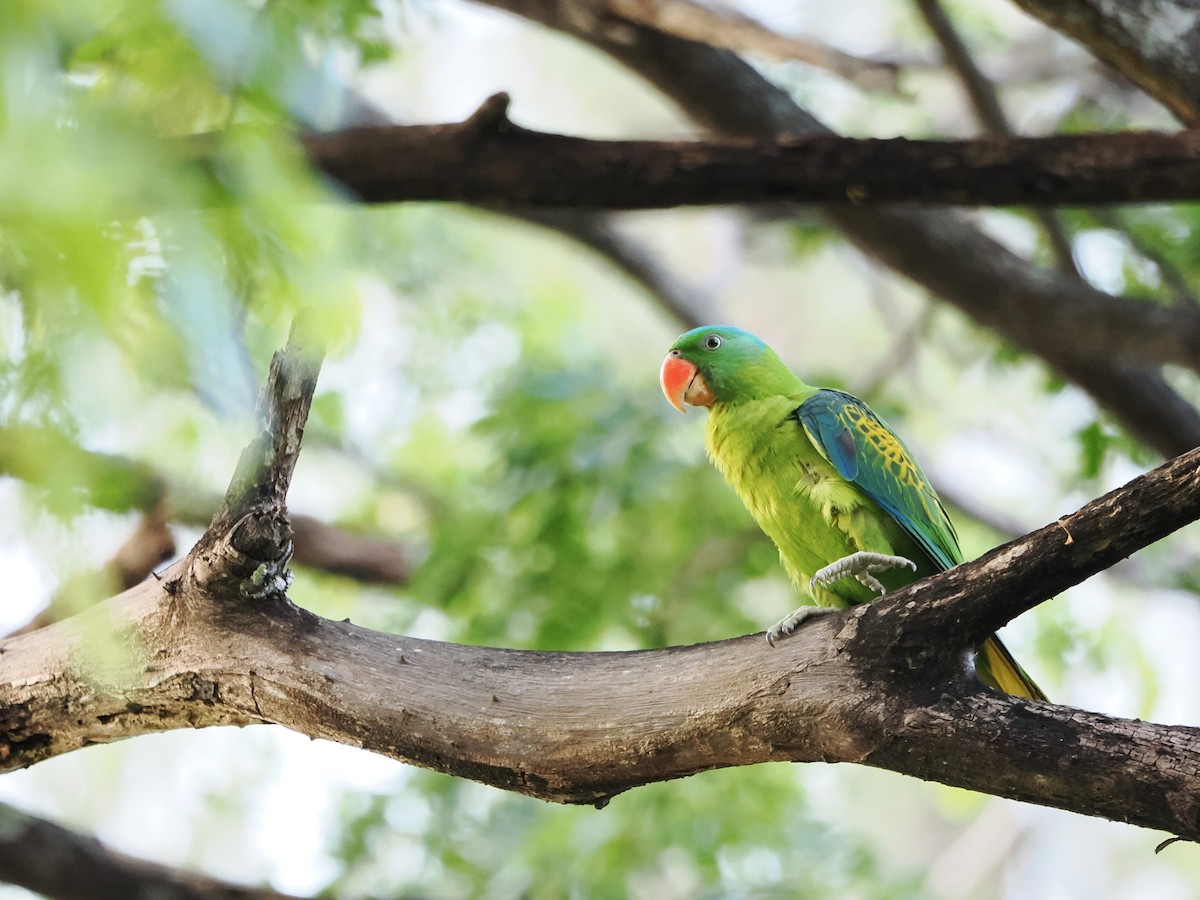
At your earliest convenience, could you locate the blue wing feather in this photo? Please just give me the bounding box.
[795,390,961,571]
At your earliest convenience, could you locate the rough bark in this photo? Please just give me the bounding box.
[2,334,1199,837]
[5,573,1198,836]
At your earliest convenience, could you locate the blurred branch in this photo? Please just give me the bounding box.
[0,424,412,595]
[288,516,409,584]
[606,0,912,92]
[1091,208,1200,306]
[913,0,1080,276]
[461,0,1200,457]
[513,208,716,326]
[7,506,177,638]
[1008,0,1200,126]
[856,304,933,399]
[915,0,1199,305]
[109,503,177,587]
[0,801,303,900]
[304,108,1200,209]
[914,0,1008,133]
[305,102,1200,377]
[2,447,1200,837]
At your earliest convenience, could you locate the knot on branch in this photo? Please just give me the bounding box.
[186,322,323,606]
[461,92,517,144]
[187,507,294,602]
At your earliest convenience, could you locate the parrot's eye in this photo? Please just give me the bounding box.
[703,334,723,351]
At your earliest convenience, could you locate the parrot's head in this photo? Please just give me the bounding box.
[660,325,790,412]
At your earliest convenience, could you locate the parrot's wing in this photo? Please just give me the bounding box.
[793,390,961,571]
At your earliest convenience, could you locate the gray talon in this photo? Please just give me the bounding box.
[810,552,916,595]
[766,605,837,646]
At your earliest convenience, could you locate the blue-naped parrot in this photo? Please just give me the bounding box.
[661,325,1044,700]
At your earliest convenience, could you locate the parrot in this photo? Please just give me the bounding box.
[660,324,1045,701]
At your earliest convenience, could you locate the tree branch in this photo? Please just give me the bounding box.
[865,444,1200,660]
[0,801,303,900]
[1008,0,1200,125]
[607,0,911,92]
[304,103,1200,376]
[913,0,1081,276]
[305,110,1200,209]
[0,424,411,591]
[2,431,1199,835]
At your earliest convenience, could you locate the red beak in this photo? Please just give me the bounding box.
[660,353,714,412]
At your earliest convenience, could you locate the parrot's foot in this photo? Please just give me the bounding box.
[766,605,838,646]
[810,552,916,595]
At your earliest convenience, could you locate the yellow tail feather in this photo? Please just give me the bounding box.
[976,635,1047,701]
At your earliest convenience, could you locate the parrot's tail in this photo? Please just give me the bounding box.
[976,635,1047,701]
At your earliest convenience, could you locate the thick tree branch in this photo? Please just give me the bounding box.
[863,444,1200,663]
[2,433,1199,835]
[306,111,1200,209]
[0,801,303,900]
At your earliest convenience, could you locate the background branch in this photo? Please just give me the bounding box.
[305,117,1200,209]
[306,109,1200,375]
[1009,0,1200,125]
[0,801,303,900]
[913,0,1080,275]
[607,0,912,91]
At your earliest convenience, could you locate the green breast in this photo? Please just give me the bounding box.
[705,396,920,607]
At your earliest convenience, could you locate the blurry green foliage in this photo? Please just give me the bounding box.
[409,346,776,650]
[324,767,925,899]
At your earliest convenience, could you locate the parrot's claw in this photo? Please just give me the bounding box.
[809,552,916,595]
[766,605,838,646]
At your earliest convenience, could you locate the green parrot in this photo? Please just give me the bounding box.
[660,325,1045,701]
